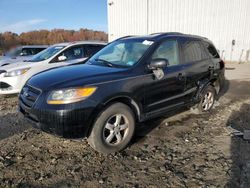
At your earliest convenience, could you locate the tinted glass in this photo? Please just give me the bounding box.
[34,48,46,54]
[203,42,220,58]
[85,45,104,57]
[183,40,206,63]
[152,40,179,66]
[88,39,153,68]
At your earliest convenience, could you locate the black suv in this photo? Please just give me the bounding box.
[19,33,225,153]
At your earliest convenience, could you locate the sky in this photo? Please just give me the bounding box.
[0,0,107,34]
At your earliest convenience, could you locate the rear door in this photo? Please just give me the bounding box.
[179,38,212,99]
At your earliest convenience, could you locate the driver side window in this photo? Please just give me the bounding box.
[55,46,84,62]
[152,40,179,66]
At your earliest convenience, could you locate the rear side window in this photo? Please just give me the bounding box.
[152,40,179,66]
[202,42,220,58]
[182,40,207,63]
[85,45,104,57]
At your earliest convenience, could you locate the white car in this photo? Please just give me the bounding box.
[0,41,106,95]
[0,45,48,66]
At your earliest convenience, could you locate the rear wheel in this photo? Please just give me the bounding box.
[88,103,135,154]
[197,85,216,113]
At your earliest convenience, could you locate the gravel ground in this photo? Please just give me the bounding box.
[0,64,250,187]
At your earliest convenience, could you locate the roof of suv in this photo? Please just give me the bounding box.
[117,32,211,43]
[54,41,107,47]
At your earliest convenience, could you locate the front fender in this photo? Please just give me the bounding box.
[102,94,142,119]
[85,94,142,137]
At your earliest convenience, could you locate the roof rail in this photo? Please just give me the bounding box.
[185,33,208,40]
[115,35,135,41]
[150,32,183,36]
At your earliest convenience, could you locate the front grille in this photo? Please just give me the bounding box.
[20,85,41,108]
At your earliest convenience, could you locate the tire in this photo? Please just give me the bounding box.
[197,85,216,113]
[88,102,135,154]
[218,72,226,92]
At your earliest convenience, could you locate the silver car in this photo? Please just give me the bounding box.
[0,45,48,66]
[0,41,106,94]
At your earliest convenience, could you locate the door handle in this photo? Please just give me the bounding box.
[208,66,214,71]
[177,73,185,81]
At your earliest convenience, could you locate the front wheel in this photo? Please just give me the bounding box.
[88,103,135,154]
[197,85,216,113]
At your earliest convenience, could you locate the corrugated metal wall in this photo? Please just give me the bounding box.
[108,0,250,61]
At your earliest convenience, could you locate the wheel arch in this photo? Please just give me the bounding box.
[86,95,142,137]
[209,78,220,94]
[102,95,142,122]
[195,77,219,102]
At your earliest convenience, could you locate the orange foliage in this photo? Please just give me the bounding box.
[0,28,108,53]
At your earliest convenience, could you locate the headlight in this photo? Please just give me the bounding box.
[47,87,97,104]
[4,68,30,77]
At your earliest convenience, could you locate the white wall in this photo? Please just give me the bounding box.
[108,0,250,62]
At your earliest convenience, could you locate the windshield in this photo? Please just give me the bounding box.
[88,39,154,68]
[28,46,65,62]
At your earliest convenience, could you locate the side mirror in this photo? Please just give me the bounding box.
[148,58,168,70]
[20,52,24,56]
[58,55,67,61]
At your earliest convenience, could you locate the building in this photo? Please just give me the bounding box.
[108,0,250,62]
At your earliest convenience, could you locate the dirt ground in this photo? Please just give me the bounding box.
[0,63,250,187]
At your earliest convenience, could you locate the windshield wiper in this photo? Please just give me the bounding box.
[94,58,113,67]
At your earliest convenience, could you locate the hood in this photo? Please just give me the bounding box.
[0,60,42,71]
[0,56,33,66]
[28,64,128,90]
[0,57,16,66]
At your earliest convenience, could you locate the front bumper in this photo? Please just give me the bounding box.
[19,97,98,138]
[0,75,25,94]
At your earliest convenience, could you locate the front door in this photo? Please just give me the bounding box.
[143,39,187,117]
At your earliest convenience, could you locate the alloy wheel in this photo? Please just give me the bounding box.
[202,91,214,111]
[103,114,129,145]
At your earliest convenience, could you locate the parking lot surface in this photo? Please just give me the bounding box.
[0,62,250,187]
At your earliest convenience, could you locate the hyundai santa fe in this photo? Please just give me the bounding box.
[19,33,225,153]
[0,41,106,94]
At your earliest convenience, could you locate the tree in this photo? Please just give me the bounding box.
[0,28,108,54]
